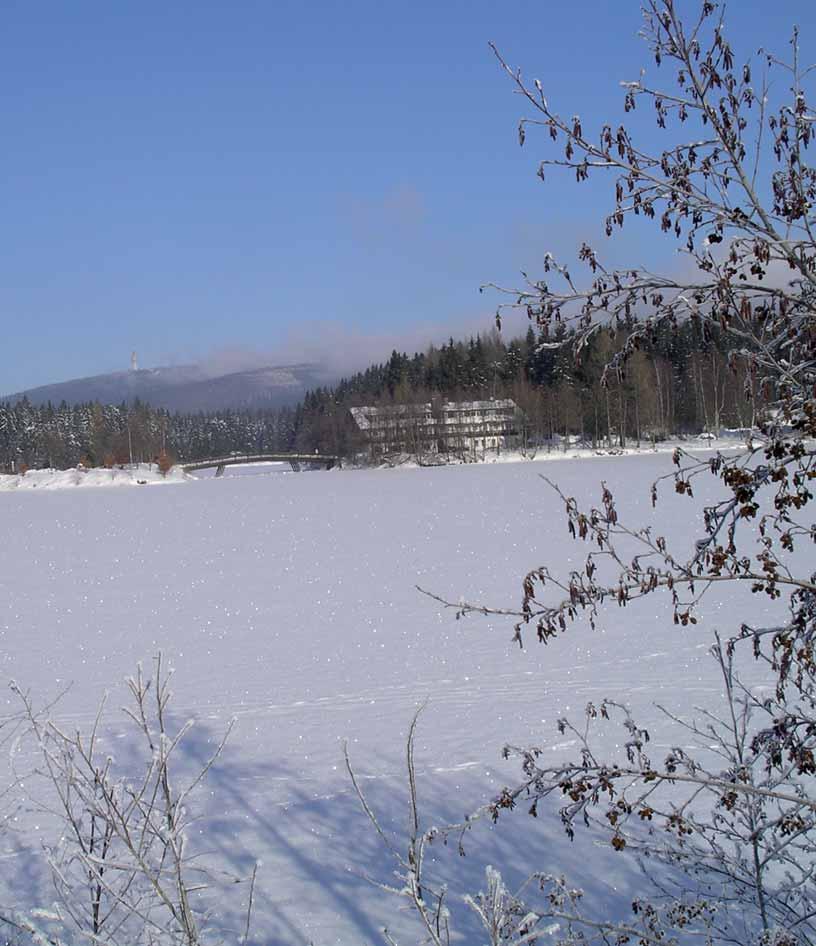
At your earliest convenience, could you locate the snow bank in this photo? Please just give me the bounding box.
[367,435,751,469]
[0,464,189,491]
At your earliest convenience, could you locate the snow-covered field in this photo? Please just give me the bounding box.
[0,453,785,944]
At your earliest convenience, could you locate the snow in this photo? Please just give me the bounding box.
[0,434,751,490]
[0,452,787,943]
[359,434,750,469]
[0,464,188,491]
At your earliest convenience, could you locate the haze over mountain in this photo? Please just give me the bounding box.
[4,362,333,412]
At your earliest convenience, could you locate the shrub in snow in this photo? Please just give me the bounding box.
[7,656,256,946]
[157,449,175,477]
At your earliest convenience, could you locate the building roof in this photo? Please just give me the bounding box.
[349,403,432,431]
[440,399,516,411]
[349,399,518,432]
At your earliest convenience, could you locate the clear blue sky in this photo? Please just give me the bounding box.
[0,1,812,391]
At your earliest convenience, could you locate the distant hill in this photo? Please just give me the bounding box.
[4,362,332,412]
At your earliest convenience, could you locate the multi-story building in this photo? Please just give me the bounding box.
[349,399,521,457]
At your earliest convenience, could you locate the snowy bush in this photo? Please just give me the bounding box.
[4,657,256,946]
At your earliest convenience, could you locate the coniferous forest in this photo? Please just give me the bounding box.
[0,318,761,470]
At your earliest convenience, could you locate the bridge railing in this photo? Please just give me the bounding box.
[181,454,339,474]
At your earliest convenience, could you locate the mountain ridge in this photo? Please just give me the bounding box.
[3,361,331,412]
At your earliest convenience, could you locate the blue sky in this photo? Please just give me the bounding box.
[0,1,813,391]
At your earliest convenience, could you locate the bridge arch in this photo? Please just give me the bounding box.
[182,454,339,476]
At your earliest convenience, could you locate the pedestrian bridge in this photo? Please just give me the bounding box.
[182,453,340,476]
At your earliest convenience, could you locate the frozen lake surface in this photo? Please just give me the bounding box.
[0,453,784,943]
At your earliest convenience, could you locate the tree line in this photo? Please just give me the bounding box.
[298,318,762,456]
[0,317,760,470]
[0,400,299,471]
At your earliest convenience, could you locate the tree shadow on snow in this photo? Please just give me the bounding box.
[173,716,653,946]
[1,698,671,946]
